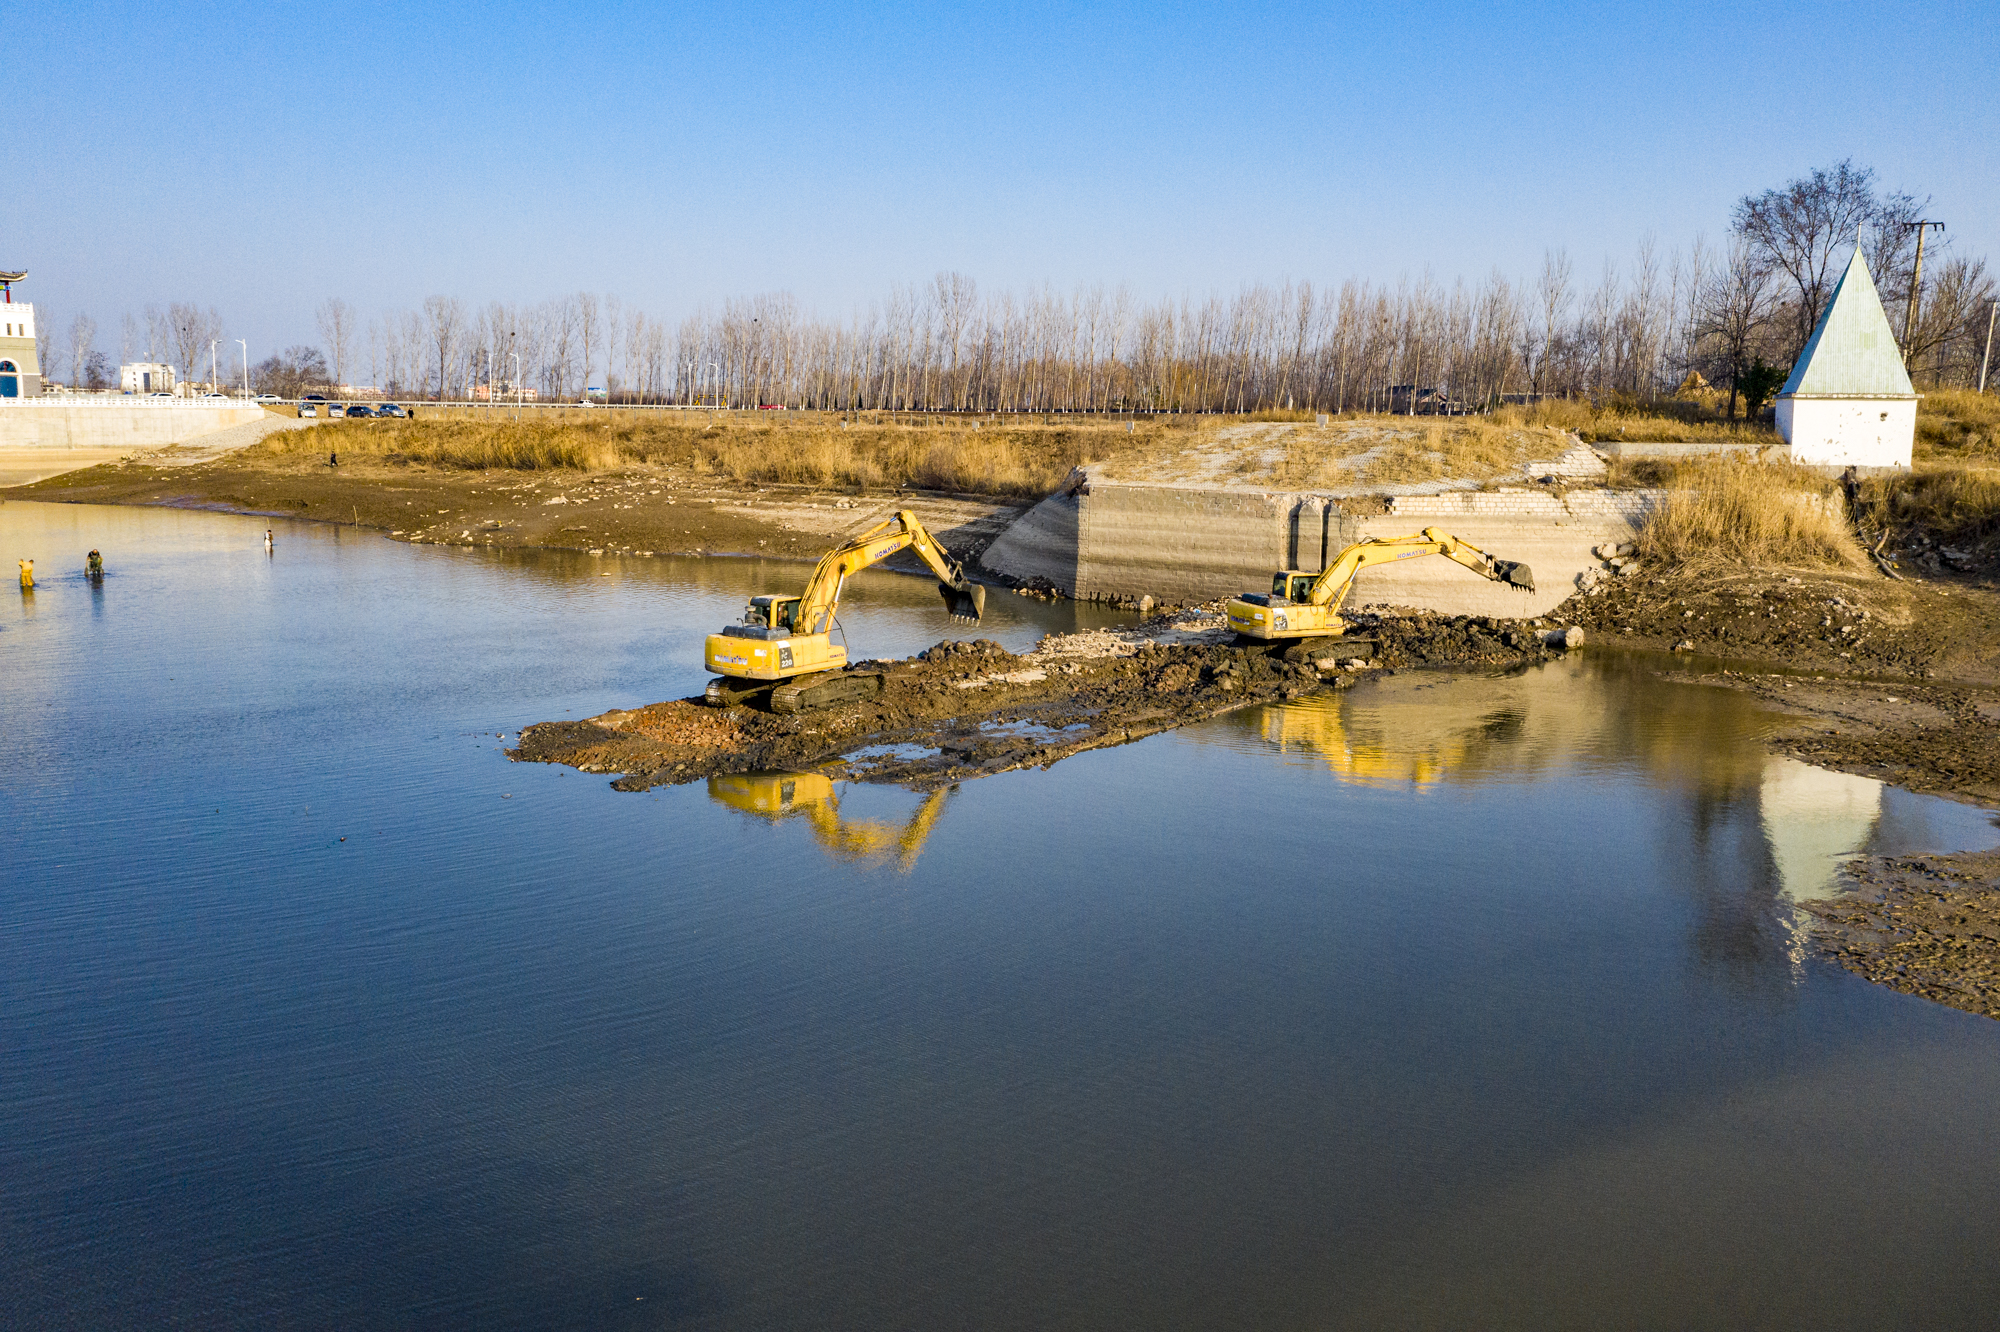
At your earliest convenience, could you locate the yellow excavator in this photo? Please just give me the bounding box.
[1225,527,1534,650]
[706,772,952,873]
[704,509,986,712]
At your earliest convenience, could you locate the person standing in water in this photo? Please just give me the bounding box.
[18,558,32,590]
[264,529,275,553]
[86,550,104,579]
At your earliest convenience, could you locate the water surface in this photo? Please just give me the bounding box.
[6,500,2000,1329]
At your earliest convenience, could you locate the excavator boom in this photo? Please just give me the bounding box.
[1225,526,1533,644]
[704,509,986,709]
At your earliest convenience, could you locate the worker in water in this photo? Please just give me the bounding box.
[264,529,275,552]
[86,550,104,579]
[18,558,32,589]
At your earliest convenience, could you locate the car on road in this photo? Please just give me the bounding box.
[344,403,374,418]
[298,401,319,417]
[375,402,407,418]
[328,403,348,418]
[256,393,281,403]
[199,391,230,400]
[147,391,174,398]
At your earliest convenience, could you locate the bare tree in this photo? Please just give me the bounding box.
[67,314,98,389]
[167,303,224,389]
[422,296,464,400]
[575,292,600,401]
[1698,236,1781,418]
[1734,159,1898,358]
[1534,249,1573,396]
[316,298,356,392]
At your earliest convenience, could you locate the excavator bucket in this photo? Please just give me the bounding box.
[1494,560,1535,591]
[939,579,986,623]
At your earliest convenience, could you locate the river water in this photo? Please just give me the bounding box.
[6,499,2000,1329]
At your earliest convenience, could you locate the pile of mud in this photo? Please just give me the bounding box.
[1801,850,2000,1021]
[510,608,1563,791]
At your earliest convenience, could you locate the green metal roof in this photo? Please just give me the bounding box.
[1779,247,1915,399]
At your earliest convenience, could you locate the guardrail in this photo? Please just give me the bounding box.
[1,396,266,408]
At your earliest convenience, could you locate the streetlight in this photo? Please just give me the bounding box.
[1981,300,1998,395]
[511,350,522,414]
[237,340,248,399]
[708,362,721,411]
[209,339,219,395]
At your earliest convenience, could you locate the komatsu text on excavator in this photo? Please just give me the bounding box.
[704,509,985,712]
[1226,527,1534,652]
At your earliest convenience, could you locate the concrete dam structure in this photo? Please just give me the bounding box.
[981,468,1657,618]
[0,400,272,450]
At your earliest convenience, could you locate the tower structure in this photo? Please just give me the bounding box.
[0,270,42,397]
[1774,248,1914,467]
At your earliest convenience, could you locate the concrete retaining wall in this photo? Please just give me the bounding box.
[0,402,271,449]
[982,471,1660,617]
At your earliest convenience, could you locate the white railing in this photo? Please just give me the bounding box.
[0,395,266,408]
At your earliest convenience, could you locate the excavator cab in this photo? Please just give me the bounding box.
[743,595,801,631]
[1271,572,1316,604]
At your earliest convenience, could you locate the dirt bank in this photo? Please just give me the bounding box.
[509,608,1563,792]
[1800,850,2000,1021]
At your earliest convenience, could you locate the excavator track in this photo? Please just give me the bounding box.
[704,677,773,709]
[1279,636,1377,664]
[770,670,887,715]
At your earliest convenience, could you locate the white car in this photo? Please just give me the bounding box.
[256,393,281,403]
[298,401,319,417]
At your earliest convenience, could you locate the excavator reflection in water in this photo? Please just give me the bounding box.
[707,772,954,873]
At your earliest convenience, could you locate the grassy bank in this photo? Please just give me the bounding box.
[1639,457,1863,571]
[246,414,1187,499]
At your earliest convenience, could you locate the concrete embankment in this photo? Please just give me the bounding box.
[0,401,273,450]
[981,466,1660,619]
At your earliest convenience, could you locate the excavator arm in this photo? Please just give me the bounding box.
[791,509,986,633]
[1305,527,1534,615]
[1228,527,1533,644]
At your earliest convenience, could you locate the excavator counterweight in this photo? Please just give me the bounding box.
[703,509,985,711]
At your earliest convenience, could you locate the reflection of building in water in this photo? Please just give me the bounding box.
[1757,756,1882,902]
[707,772,950,873]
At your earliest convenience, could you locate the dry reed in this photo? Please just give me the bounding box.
[1640,458,1863,570]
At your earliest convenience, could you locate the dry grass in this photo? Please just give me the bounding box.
[1914,390,2000,459]
[1640,457,1864,570]
[1858,466,2000,547]
[245,413,1171,498]
[1490,398,1782,444]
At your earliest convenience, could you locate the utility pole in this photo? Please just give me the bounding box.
[1981,300,1998,395]
[1899,220,1945,360]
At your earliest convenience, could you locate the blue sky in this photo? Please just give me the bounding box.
[11,0,1996,356]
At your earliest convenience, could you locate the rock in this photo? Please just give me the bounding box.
[1615,563,1642,578]
[1673,639,1694,652]
[1541,626,1585,650]
[1136,595,1155,615]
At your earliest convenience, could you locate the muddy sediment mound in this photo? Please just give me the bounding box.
[1801,850,2000,1021]
[510,608,1561,791]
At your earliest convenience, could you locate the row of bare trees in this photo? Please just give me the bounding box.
[355,164,1987,415]
[56,163,1991,414]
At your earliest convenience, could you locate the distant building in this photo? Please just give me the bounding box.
[120,362,178,394]
[1776,247,1915,468]
[339,384,385,400]
[472,382,538,401]
[0,292,43,397]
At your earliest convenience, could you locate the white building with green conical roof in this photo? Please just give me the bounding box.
[1775,246,1915,467]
